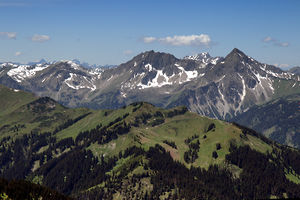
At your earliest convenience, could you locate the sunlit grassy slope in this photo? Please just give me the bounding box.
[0,85,90,139]
[0,85,36,117]
[0,84,280,170]
[57,102,273,169]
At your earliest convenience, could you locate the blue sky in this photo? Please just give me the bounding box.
[0,0,299,68]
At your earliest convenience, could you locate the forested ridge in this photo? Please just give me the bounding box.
[0,98,300,199]
[0,178,72,200]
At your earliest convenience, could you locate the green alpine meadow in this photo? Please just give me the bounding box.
[1,84,300,199]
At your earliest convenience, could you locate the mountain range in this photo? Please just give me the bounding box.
[1,48,299,120]
[1,84,300,199]
[1,48,299,150]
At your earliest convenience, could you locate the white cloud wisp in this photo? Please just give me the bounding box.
[15,51,22,56]
[263,36,289,47]
[143,34,211,47]
[31,34,50,42]
[0,32,17,39]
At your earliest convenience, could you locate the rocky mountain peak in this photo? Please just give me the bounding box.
[0,48,299,122]
[53,60,83,71]
[130,50,179,69]
[225,48,248,60]
[199,52,211,58]
[219,48,256,74]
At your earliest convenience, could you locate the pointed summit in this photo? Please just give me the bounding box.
[213,48,257,74]
[225,48,248,60]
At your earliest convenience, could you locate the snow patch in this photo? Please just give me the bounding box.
[238,74,246,103]
[64,73,96,91]
[210,57,220,65]
[7,64,49,83]
[184,52,210,62]
[67,61,80,70]
[145,63,153,72]
[235,73,247,114]
[237,53,243,58]
[137,63,200,89]
[248,56,254,62]
[216,75,226,82]
[184,53,220,66]
[176,64,198,82]
[177,66,198,81]
[89,68,103,75]
[137,70,173,89]
[120,91,127,98]
[107,75,113,82]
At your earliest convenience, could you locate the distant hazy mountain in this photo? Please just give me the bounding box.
[1,48,299,121]
[71,59,116,69]
[232,94,300,148]
[27,59,48,66]
[289,66,300,75]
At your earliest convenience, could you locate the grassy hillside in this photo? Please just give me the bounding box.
[0,85,36,117]
[85,107,272,170]
[0,85,91,140]
[1,85,300,199]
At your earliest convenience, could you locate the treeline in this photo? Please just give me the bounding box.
[53,112,91,134]
[279,146,300,177]
[166,106,188,118]
[163,140,177,149]
[1,100,300,199]
[36,149,118,196]
[2,131,300,199]
[184,135,200,163]
[0,110,132,181]
[146,144,239,199]
[0,106,136,196]
[0,178,72,200]
[0,132,55,180]
[232,122,273,145]
[226,143,300,199]
[75,120,131,147]
[27,97,58,113]
[76,145,239,199]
